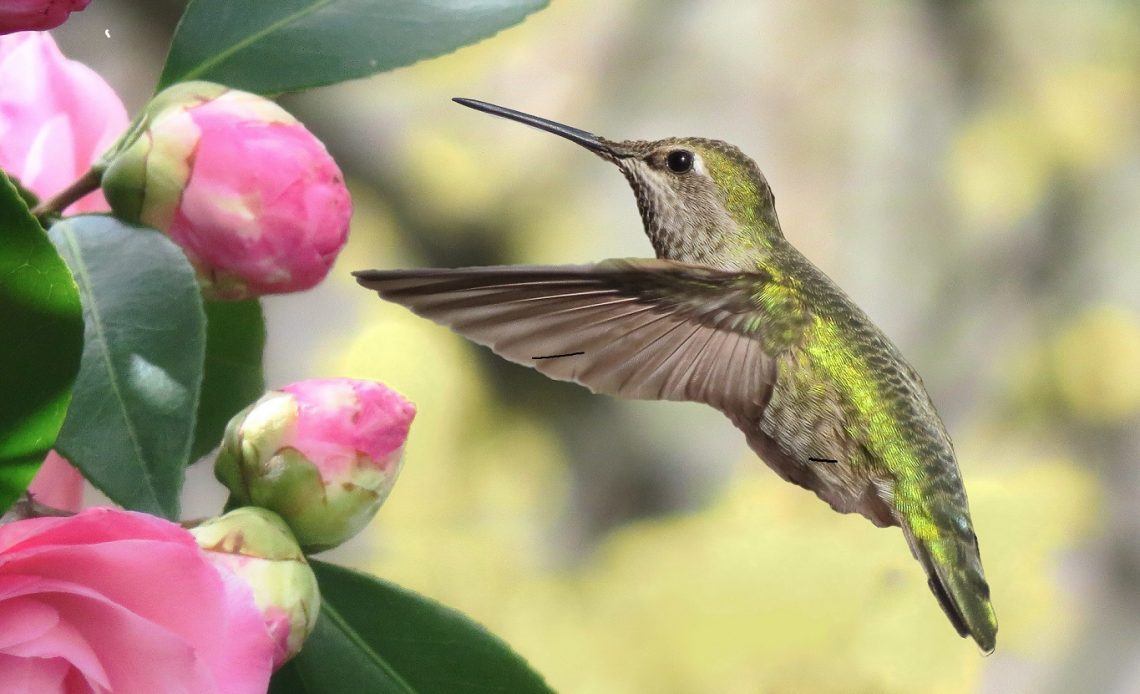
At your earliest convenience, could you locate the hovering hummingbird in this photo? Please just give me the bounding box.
[355,98,997,652]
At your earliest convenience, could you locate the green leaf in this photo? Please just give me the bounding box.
[190,299,266,462]
[49,218,205,518]
[0,173,83,513]
[270,561,554,694]
[6,175,41,211]
[158,0,549,94]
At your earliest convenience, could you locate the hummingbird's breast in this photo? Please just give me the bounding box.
[749,343,896,526]
[745,250,961,527]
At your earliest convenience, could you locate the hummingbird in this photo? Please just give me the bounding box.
[355,98,998,652]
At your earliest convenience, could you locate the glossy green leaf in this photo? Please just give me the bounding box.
[270,561,554,694]
[49,218,205,518]
[190,299,266,462]
[0,173,84,513]
[158,0,549,94]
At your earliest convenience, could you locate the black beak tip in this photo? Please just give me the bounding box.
[449,97,610,155]
[452,97,497,114]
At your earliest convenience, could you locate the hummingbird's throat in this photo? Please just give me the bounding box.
[621,163,742,266]
[622,166,676,259]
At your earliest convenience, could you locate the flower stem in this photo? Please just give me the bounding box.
[30,167,103,218]
[0,493,75,524]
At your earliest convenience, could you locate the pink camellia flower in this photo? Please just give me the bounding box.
[102,81,352,300]
[0,508,274,692]
[27,451,83,512]
[0,32,126,212]
[190,507,320,669]
[0,1,91,35]
[215,378,415,551]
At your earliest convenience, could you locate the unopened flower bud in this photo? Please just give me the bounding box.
[102,81,351,300]
[190,507,320,669]
[215,379,415,551]
[1,0,91,34]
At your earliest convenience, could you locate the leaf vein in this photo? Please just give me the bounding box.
[181,0,338,84]
[321,602,417,693]
[60,228,161,504]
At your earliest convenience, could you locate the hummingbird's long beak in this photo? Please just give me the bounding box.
[452,98,618,157]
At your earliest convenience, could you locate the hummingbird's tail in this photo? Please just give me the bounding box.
[901,523,998,653]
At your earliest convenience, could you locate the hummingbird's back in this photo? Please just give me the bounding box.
[746,244,997,651]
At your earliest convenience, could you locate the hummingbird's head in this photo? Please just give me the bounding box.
[453,99,784,268]
[600,137,783,265]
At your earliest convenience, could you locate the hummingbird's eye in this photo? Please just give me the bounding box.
[665,149,693,173]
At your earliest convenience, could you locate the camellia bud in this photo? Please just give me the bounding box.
[190,507,320,669]
[0,0,91,34]
[101,80,351,300]
[215,379,415,551]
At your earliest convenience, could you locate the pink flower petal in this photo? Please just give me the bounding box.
[0,32,126,213]
[0,595,108,690]
[0,653,71,693]
[283,379,416,470]
[0,509,274,693]
[0,592,60,649]
[27,451,84,512]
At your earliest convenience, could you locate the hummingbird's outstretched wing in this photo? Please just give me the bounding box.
[355,259,801,416]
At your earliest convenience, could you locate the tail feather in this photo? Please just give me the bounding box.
[902,523,998,653]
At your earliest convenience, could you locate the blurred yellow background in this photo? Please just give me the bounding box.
[64,1,1139,692]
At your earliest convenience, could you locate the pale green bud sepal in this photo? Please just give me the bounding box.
[190,507,320,669]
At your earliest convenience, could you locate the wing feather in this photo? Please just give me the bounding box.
[355,259,807,416]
